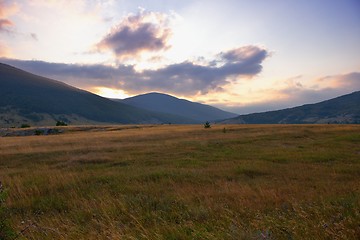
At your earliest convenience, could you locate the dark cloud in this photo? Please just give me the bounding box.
[97,10,171,59]
[2,55,357,114]
[0,45,268,95]
[0,58,135,88]
[126,46,268,94]
[219,46,268,64]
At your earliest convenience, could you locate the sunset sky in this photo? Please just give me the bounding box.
[1,0,359,114]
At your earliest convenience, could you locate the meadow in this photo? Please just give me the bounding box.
[0,124,359,239]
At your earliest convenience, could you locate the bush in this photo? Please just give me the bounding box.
[34,129,44,136]
[20,124,30,128]
[56,121,67,126]
[0,182,16,239]
[204,121,211,128]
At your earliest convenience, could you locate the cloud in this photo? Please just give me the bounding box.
[126,46,268,94]
[0,18,12,31]
[2,56,357,115]
[219,46,268,64]
[0,1,36,40]
[278,73,360,105]
[1,45,268,95]
[220,73,360,114]
[30,33,38,41]
[96,9,172,59]
[316,72,360,90]
[0,0,17,32]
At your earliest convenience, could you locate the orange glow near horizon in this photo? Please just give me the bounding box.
[92,87,130,99]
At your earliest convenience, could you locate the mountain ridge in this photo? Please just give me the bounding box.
[1,62,359,126]
[119,92,238,122]
[221,91,360,124]
[0,63,194,126]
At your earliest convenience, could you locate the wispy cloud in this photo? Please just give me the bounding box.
[221,73,360,114]
[30,33,38,41]
[96,9,173,59]
[0,0,17,32]
[0,0,18,56]
[0,19,12,31]
[1,45,269,95]
[316,72,360,90]
[277,73,360,105]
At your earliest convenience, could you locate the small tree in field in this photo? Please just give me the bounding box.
[204,121,211,129]
[56,120,67,126]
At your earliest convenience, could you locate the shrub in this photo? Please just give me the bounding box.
[204,121,211,128]
[34,129,44,136]
[20,124,30,128]
[56,121,67,126]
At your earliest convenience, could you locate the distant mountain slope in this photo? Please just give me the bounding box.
[120,92,238,122]
[0,63,192,127]
[222,91,360,124]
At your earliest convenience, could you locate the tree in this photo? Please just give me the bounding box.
[56,121,67,126]
[204,121,211,128]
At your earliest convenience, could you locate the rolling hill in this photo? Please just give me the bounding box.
[0,63,193,127]
[120,92,238,122]
[2,62,358,126]
[222,91,360,124]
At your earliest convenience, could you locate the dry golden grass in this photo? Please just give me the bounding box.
[0,124,359,239]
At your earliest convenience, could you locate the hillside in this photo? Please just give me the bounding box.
[222,91,360,124]
[120,92,238,122]
[0,63,192,127]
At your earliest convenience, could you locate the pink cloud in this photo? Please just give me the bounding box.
[216,72,360,114]
[266,73,360,109]
[317,72,360,90]
[0,0,18,32]
[0,18,12,31]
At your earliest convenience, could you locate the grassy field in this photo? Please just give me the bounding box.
[0,124,359,239]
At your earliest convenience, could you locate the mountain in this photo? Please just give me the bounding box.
[0,63,193,127]
[221,91,360,124]
[119,92,238,123]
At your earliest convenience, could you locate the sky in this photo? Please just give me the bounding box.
[0,0,359,114]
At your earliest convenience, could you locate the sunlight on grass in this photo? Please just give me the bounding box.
[0,124,359,239]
